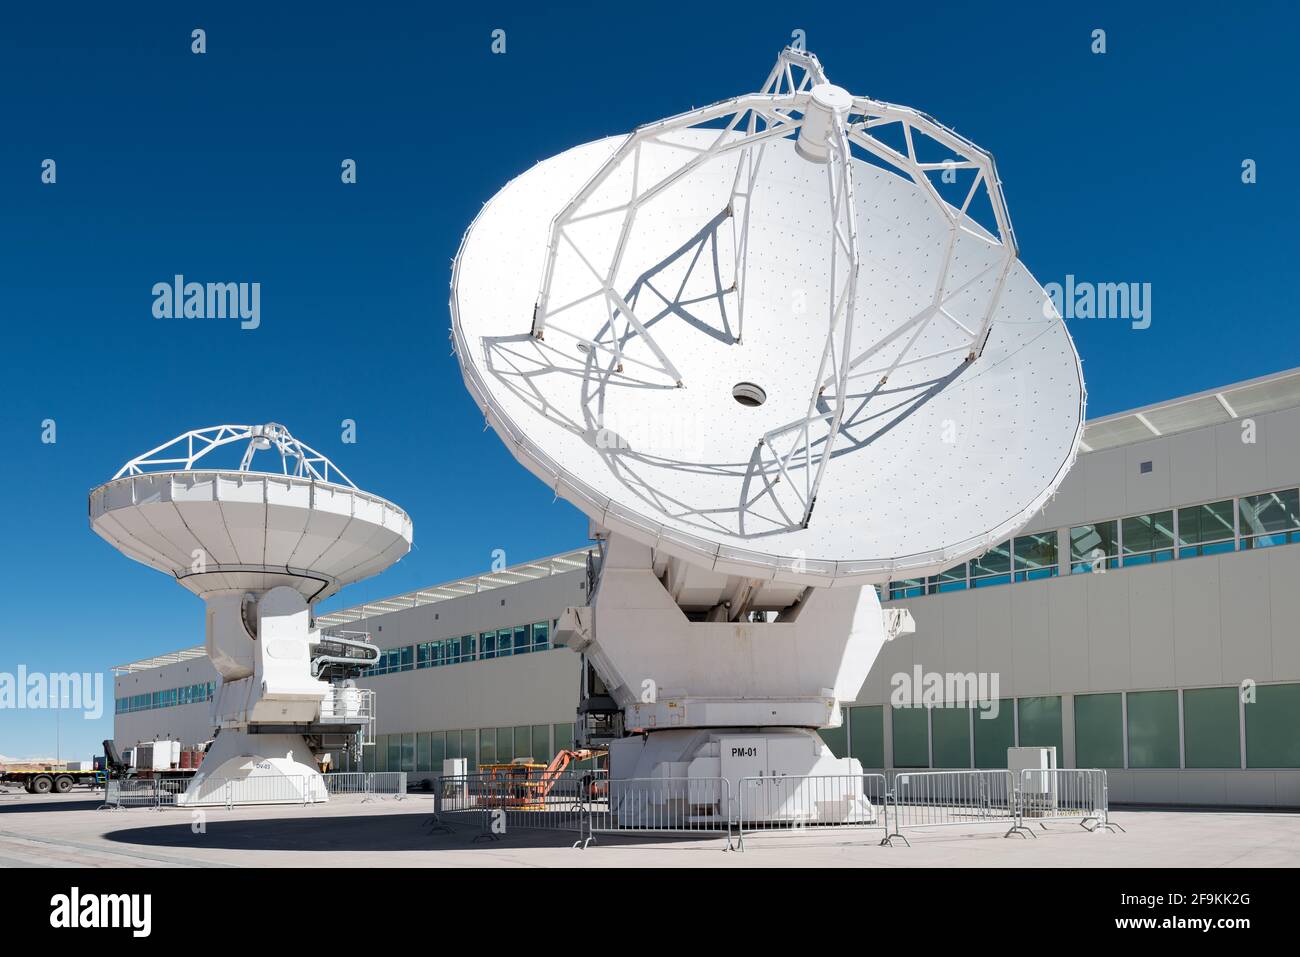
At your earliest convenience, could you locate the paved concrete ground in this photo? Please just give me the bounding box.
[1,787,1297,867]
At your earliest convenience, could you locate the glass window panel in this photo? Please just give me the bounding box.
[514,626,530,656]
[480,632,496,659]
[891,707,929,768]
[969,541,1011,587]
[931,706,972,768]
[1013,532,1058,582]
[553,723,575,754]
[373,735,388,772]
[818,720,847,759]
[387,735,402,772]
[1070,520,1119,573]
[888,578,926,600]
[532,725,551,760]
[1245,683,1300,768]
[1017,697,1063,758]
[1177,500,1236,557]
[461,730,478,772]
[1127,690,1179,768]
[1074,693,1123,767]
[1240,489,1300,549]
[496,630,513,658]
[974,700,1015,767]
[429,732,446,771]
[512,725,532,761]
[401,732,416,772]
[848,706,884,769]
[416,732,432,773]
[1121,511,1174,564]
[479,728,496,766]
[444,730,461,762]
[931,563,968,593]
[1183,687,1240,769]
[495,727,513,762]
[461,635,476,662]
[533,621,550,651]
[416,642,433,668]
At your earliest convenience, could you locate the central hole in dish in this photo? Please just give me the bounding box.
[732,382,767,407]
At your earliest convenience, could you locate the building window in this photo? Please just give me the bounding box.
[1120,511,1174,565]
[513,725,534,761]
[461,634,476,662]
[1070,520,1119,573]
[891,706,929,768]
[1012,533,1058,582]
[1245,683,1300,768]
[969,541,1012,588]
[1016,696,1063,758]
[1177,500,1235,558]
[1127,690,1179,768]
[1183,687,1240,769]
[1074,693,1123,767]
[416,642,435,669]
[931,706,972,768]
[532,724,551,759]
[399,646,414,672]
[479,728,496,765]
[888,578,926,600]
[931,563,968,593]
[532,621,550,651]
[496,629,513,658]
[1239,489,1300,549]
[513,626,530,656]
[480,632,497,660]
[848,706,884,769]
[973,701,1014,768]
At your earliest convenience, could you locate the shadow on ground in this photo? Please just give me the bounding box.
[102,812,725,853]
[0,796,104,815]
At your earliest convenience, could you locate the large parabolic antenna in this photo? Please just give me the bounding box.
[90,424,412,804]
[452,49,1083,810]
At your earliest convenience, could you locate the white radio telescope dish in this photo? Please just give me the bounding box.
[89,423,412,806]
[89,423,412,603]
[452,49,1083,586]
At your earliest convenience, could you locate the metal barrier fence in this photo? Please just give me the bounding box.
[1017,768,1123,834]
[322,771,368,796]
[366,772,408,801]
[433,768,607,840]
[883,770,1019,845]
[735,774,887,851]
[98,773,333,809]
[95,764,1119,847]
[582,776,733,849]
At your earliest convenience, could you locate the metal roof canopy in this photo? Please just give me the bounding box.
[315,546,592,628]
[1080,366,1300,453]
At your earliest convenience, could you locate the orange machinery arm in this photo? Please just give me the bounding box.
[536,749,601,798]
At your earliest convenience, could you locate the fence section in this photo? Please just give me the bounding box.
[884,770,1020,845]
[583,776,733,849]
[735,774,887,850]
[1018,768,1122,833]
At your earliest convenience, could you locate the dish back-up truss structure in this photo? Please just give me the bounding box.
[527,47,1023,534]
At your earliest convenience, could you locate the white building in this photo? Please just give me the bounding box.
[114,368,1300,807]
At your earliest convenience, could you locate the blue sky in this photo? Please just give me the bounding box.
[1,1,1296,759]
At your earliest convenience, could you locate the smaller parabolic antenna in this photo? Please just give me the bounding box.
[451,48,1084,812]
[90,424,413,805]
